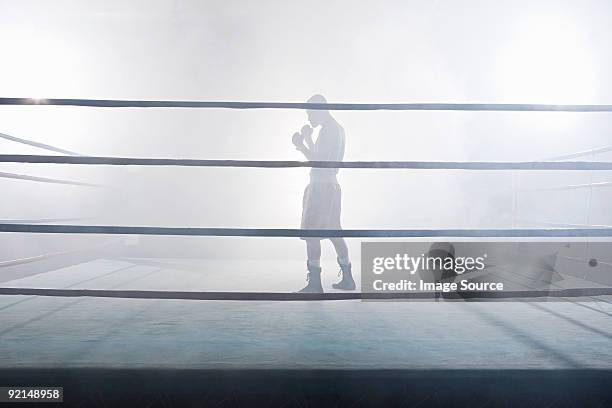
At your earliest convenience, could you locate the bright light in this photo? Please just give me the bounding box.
[0,30,83,98]
[496,16,597,105]
[0,30,84,151]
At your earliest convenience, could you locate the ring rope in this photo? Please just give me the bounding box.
[512,144,612,230]
[519,181,612,192]
[0,217,92,224]
[558,254,612,268]
[0,132,80,156]
[1,224,612,237]
[0,286,610,300]
[0,171,102,187]
[3,97,612,112]
[0,240,117,268]
[545,145,612,161]
[2,155,612,170]
[515,219,612,229]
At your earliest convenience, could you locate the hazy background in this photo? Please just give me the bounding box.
[1,0,611,262]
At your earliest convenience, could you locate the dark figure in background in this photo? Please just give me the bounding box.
[292,94,355,293]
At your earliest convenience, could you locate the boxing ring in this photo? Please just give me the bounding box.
[0,98,611,405]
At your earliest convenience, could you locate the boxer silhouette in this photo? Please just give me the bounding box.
[292,94,354,293]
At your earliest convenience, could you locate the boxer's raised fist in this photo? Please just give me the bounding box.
[292,131,304,147]
[301,124,313,138]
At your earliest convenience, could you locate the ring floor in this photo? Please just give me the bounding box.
[0,258,611,370]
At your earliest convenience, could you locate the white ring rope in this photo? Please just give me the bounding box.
[515,219,612,229]
[519,181,612,192]
[545,145,612,161]
[0,171,101,187]
[0,240,117,268]
[0,217,92,224]
[0,132,80,156]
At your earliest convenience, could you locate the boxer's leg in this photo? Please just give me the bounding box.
[297,239,323,293]
[331,238,355,290]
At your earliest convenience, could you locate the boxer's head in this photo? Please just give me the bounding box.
[306,94,330,127]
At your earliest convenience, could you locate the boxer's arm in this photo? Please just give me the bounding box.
[304,133,315,150]
[293,125,316,160]
[296,144,315,160]
[301,124,315,150]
